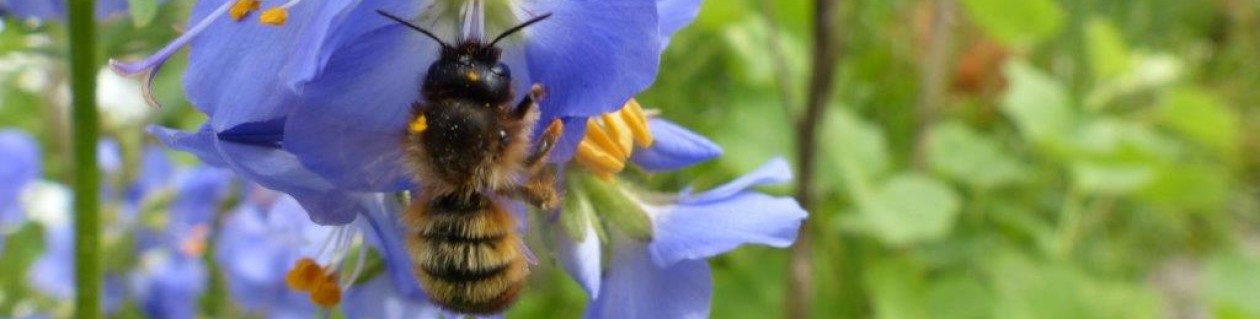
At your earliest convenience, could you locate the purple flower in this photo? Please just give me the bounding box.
[150,124,367,226]
[572,159,805,318]
[130,165,233,319]
[112,0,702,194]
[27,142,232,318]
[0,130,40,231]
[215,185,440,317]
[215,189,328,317]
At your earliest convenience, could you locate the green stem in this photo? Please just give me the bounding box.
[68,0,100,317]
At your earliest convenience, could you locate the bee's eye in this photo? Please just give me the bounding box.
[498,129,509,145]
[491,63,511,78]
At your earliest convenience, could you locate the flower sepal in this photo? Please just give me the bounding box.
[572,172,654,242]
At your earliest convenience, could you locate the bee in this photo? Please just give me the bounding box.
[377,10,563,314]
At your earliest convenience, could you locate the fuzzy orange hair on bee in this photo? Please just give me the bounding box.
[377,10,562,314]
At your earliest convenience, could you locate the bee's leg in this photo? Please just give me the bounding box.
[506,119,564,210]
[512,84,546,120]
[511,165,561,210]
[525,119,563,170]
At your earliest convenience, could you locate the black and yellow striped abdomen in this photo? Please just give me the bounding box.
[404,192,528,314]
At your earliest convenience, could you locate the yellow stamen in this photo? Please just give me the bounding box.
[229,0,261,21]
[309,275,342,307]
[576,140,626,176]
[409,115,428,133]
[260,7,289,26]
[584,121,626,159]
[623,99,654,147]
[601,113,634,157]
[285,258,322,292]
[466,71,480,82]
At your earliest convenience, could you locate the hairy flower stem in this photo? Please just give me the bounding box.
[69,0,101,317]
[788,0,842,318]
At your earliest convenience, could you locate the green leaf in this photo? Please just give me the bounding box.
[826,108,891,181]
[1070,162,1154,195]
[925,274,992,319]
[863,257,926,319]
[1140,164,1230,212]
[988,252,1163,319]
[1205,253,1260,318]
[959,0,1064,47]
[1157,87,1240,155]
[1000,61,1075,150]
[851,173,960,246]
[927,121,1027,188]
[1086,18,1130,81]
[126,0,159,27]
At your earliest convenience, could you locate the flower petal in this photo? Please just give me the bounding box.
[629,118,721,171]
[169,167,233,228]
[284,22,434,192]
[343,275,442,319]
[358,192,428,300]
[682,157,792,203]
[585,234,711,319]
[648,192,805,267]
[656,0,702,48]
[134,256,207,319]
[518,0,662,118]
[553,214,602,297]
[150,125,360,225]
[0,130,40,226]
[182,0,359,131]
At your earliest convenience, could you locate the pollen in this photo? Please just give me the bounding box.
[260,7,289,26]
[574,99,656,179]
[466,71,481,82]
[309,279,343,307]
[409,115,429,133]
[623,99,654,147]
[576,140,625,181]
[285,258,343,308]
[285,258,323,292]
[229,0,260,21]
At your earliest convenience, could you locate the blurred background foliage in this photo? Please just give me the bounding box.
[2,0,1260,318]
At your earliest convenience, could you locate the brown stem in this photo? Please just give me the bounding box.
[788,0,842,318]
[912,0,955,170]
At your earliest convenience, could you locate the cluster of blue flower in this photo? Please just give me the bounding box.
[4,0,809,317]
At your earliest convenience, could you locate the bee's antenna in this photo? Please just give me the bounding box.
[377,10,451,49]
[488,13,553,47]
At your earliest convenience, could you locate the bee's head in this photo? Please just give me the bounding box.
[422,42,513,105]
[376,10,552,106]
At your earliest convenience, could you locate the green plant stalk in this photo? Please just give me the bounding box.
[68,0,101,317]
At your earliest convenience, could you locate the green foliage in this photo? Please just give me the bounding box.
[846,173,960,247]
[126,0,159,27]
[3,0,1260,318]
[959,0,1064,48]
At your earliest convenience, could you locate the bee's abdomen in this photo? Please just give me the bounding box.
[405,192,528,314]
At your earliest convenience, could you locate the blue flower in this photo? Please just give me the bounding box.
[215,189,329,317]
[575,159,806,318]
[215,184,440,317]
[150,124,367,226]
[113,0,703,193]
[27,142,232,318]
[130,165,232,319]
[0,130,40,233]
